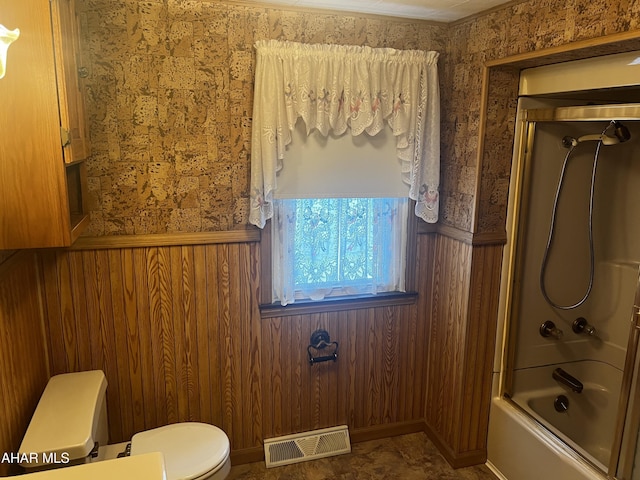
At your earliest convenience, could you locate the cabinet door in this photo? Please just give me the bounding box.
[0,0,71,249]
[0,0,89,249]
[51,0,90,163]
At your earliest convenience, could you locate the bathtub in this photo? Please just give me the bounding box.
[488,360,622,479]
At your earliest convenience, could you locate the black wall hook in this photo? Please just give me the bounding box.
[307,329,339,365]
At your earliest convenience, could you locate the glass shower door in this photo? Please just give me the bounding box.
[613,268,640,479]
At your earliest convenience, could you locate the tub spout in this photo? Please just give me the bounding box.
[552,368,583,393]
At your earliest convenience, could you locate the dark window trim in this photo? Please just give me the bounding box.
[259,200,419,317]
[260,291,418,319]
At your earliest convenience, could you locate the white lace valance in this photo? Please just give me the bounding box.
[249,40,440,228]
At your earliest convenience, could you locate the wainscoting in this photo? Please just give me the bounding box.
[0,227,504,471]
[40,240,263,456]
[0,252,49,476]
[422,235,503,467]
[38,232,435,462]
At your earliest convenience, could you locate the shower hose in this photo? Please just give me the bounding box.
[539,125,609,310]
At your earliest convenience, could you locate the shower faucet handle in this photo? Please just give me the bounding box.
[540,320,563,339]
[572,317,596,336]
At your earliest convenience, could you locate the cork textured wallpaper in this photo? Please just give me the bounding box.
[77,0,640,235]
[440,0,640,232]
[78,0,447,235]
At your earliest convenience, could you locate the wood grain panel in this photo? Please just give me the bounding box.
[421,232,504,468]
[260,301,426,441]
[39,237,429,458]
[39,242,262,452]
[458,243,503,453]
[0,252,49,476]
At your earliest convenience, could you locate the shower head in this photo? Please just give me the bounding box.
[613,120,631,143]
[576,120,632,146]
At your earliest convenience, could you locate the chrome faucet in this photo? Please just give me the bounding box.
[572,317,596,336]
[553,368,583,393]
[540,320,563,339]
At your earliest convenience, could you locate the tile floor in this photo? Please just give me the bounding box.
[228,432,499,479]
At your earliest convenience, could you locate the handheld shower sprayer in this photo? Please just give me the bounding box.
[574,120,632,145]
[542,119,632,310]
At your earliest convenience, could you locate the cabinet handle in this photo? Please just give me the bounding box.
[77,66,89,78]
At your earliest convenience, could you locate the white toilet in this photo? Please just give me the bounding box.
[19,370,231,480]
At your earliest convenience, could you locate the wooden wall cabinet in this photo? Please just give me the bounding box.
[0,0,90,249]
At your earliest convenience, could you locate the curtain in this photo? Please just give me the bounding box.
[249,40,440,228]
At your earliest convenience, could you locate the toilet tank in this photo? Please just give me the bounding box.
[19,370,109,468]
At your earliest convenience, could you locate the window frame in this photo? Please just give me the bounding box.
[259,200,419,317]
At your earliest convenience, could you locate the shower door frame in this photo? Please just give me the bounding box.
[500,102,640,479]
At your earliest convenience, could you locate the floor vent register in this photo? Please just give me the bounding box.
[263,425,351,468]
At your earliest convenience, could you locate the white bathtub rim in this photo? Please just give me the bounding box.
[509,393,609,471]
[489,396,607,480]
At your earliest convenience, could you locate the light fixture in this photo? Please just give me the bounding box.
[0,24,20,79]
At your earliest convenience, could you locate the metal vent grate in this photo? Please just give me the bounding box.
[264,425,351,468]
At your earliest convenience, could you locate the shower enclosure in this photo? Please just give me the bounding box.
[498,102,640,479]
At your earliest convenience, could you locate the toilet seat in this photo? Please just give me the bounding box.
[130,423,230,480]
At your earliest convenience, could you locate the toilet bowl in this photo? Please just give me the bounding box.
[19,370,230,480]
[131,423,230,480]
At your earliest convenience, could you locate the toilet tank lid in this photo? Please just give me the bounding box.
[19,370,107,466]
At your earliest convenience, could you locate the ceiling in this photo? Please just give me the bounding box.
[249,0,517,22]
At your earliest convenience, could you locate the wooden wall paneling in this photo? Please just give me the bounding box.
[424,234,472,450]
[300,314,315,431]
[309,314,324,429]
[40,239,427,459]
[108,248,135,442]
[155,247,176,427]
[56,250,78,371]
[421,233,505,467]
[261,301,426,443]
[345,310,359,429]
[366,308,381,427]
[40,251,69,374]
[321,312,337,429]
[425,235,446,436]
[68,251,91,371]
[217,243,238,447]
[416,233,436,418]
[146,247,169,430]
[408,299,424,421]
[205,244,224,427]
[458,244,503,454]
[290,315,305,434]
[353,310,366,427]
[381,306,399,424]
[0,253,49,476]
[334,311,347,425]
[261,315,279,438]
[193,245,213,426]
[92,250,123,442]
[132,247,156,431]
[448,238,472,450]
[240,242,262,448]
[169,246,190,423]
[396,302,409,421]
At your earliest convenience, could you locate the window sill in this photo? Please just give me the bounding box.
[259,291,418,319]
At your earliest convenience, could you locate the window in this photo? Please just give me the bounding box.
[271,197,408,306]
[251,41,438,312]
